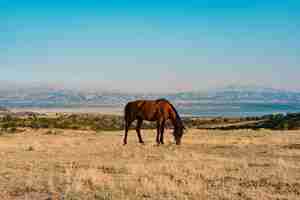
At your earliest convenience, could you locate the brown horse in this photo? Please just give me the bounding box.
[123,99,185,145]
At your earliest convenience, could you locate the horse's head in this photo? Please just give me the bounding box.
[173,125,185,145]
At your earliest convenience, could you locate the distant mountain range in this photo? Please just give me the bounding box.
[0,83,299,108]
[173,85,300,104]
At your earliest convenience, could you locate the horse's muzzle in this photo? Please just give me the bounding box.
[175,140,181,145]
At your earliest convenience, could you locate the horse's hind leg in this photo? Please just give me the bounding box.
[159,121,165,144]
[123,124,129,145]
[136,119,144,144]
[123,119,133,145]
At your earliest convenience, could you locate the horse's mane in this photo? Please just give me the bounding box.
[156,99,183,127]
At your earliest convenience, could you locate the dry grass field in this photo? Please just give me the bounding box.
[0,128,300,200]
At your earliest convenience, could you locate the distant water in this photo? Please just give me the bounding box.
[9,102,300,118]
[178,103,300,117]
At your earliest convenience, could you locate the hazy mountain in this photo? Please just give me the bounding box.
[172,85,300,103]
[0,83,299,108]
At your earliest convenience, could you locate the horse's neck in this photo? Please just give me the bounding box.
[170,114,182,128]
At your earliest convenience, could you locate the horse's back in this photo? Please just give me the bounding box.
[124,100,150,116]
[126,99,172,112]
[125,99,163,121]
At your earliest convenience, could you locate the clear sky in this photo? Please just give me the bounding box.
[1,0,299,92]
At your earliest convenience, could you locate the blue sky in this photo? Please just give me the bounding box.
[1,0,299,92]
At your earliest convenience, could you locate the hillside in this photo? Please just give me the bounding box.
[1,111,300,131]
[1,84,300,108]
[0,106,10,115]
